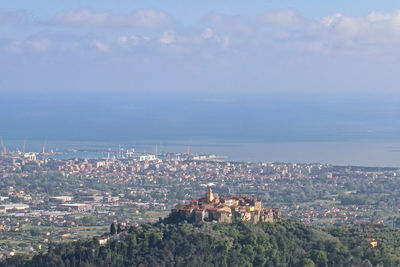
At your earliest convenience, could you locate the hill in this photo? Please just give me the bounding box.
[2,217,400,267]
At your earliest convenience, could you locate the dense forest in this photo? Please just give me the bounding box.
[2,215,400,267]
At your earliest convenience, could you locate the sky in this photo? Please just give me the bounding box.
[1,1,400,144]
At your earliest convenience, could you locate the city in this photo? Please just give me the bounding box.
[2,1,400,265]
[1,146,399,259]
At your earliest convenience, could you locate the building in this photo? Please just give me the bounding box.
[177,189,281,223]
[139,155,156,161]
[0,204,29,213]
[23,153,36,161]
[58,203,92,212]
[365,238,378,248]
[49,196,73,203]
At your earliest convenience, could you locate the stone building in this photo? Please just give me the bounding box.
[178,189,281,223]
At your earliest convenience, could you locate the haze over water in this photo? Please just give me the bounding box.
[2,2,400,167]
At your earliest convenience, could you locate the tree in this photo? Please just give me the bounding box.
[3,219,400,267]
[110,222,117,235]
[361,259,373,267]
[30,228,41,236]
[302,258,315,267]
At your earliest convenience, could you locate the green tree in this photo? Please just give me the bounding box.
[302,258,315,267]
[110,222,117,235]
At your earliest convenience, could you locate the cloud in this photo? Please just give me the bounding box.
[118,36,129,44]
[159,31,175,44]
[132,9,171,27]
[28,39,51,52]
[220,36,230,49]
[260,9,302,25]
[320,11,400,39]
[0,10,29,24]
[367,10,400,25]
[92,40,109,52]
[4,39,51,53]
[309,10,400,52]
[5,40,23,52]
[318,13,367,38]
[50,8,171,27]
[204,14,253,34]
[202,28,214,39]
[201,9,400,56]
[118,35,151,46]
[5,8,400,59]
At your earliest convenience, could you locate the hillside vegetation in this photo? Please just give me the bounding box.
[2,218,400,267]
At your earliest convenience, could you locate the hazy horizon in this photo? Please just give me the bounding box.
[2,1,400,165]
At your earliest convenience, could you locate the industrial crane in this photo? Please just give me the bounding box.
[39,139,55,156]
[0,137,6,155]
[22,138,26,155]
[42,139,47,154]
[186,140,192,155]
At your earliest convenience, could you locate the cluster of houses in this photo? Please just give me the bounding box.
[178,189,281,223]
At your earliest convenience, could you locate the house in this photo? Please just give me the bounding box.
[98,237,109,246]
[365,238,378,248]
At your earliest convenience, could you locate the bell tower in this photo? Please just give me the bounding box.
[206,188,214,203]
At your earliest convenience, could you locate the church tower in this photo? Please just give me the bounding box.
[206,188,214,203]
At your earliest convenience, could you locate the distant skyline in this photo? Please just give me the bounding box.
[1,2,400,145]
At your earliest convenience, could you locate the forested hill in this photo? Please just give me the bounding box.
[2,219,400,267]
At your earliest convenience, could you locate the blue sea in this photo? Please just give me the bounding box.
[2,91,400,167]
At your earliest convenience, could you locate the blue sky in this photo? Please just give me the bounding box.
[1,1,400,143]
[2,0,400,20]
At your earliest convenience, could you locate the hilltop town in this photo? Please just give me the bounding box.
[178,189,281,223]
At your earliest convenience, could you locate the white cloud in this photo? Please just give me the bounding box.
[92,40,109,52]
[220,36,230,49]
[202,28,214,39]
[118,35,150,46]
[260,9,302,25]
[367,10,400,23]
[51,8,171,27]
[159,31,175,44]
[6,8,400,59]
[53,8,107,26]
[5,39,51,53]
[118,36,128,44]
[28,39,51,52]
[320,13,342,27]
[204,14,253,34]
[315,10,400,48]
[132,9,170,27]
[319,13,365,36]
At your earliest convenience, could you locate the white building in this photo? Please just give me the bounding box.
[139,155,156,161]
